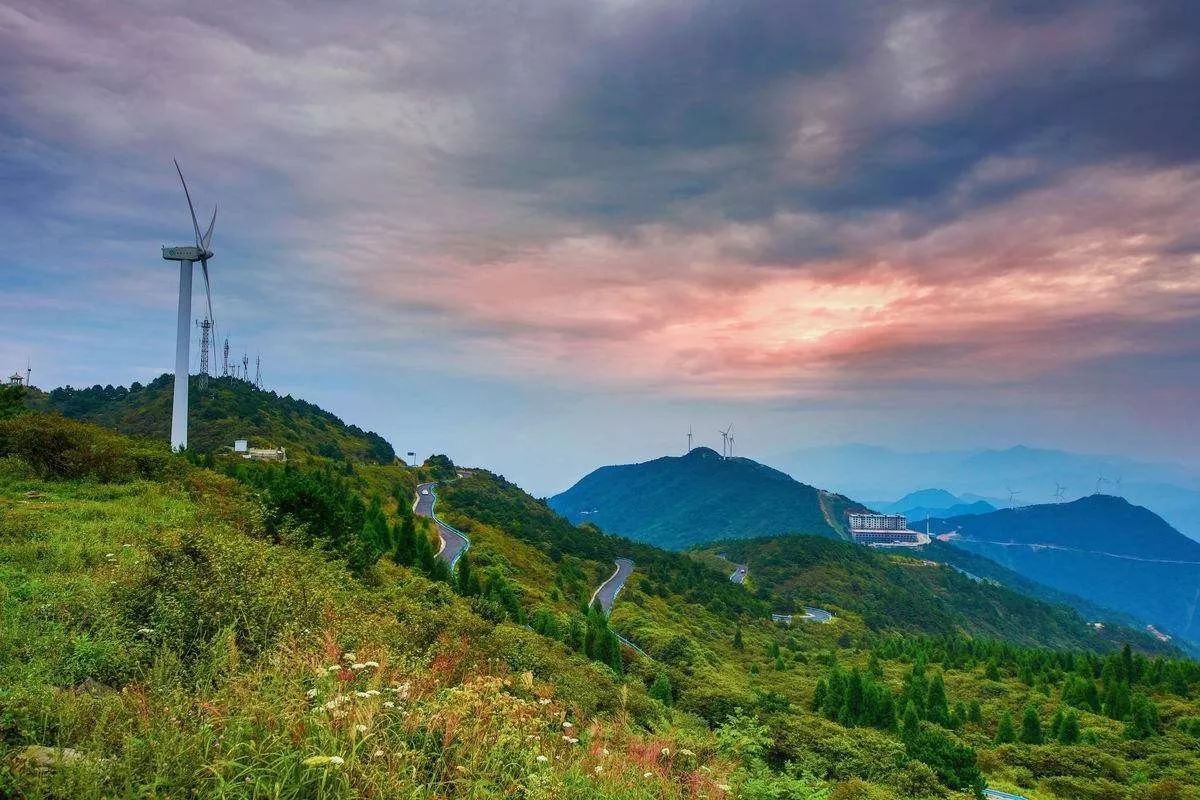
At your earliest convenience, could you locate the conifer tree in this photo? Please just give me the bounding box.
[1020,704,1044,744]
[733,625,744,651]
[902,701,921,742]
[926,673,950,726]
[995,711,1016,744]
[1059,710,1080,744]
[649,673,673,706]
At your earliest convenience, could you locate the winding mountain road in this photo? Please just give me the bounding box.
[414,482,470,569]
[590,558,635,613]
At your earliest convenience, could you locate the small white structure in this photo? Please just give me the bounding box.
[234,439,248,453]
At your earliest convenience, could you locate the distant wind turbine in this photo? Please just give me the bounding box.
[718,425,732,458]
[686,425,693,454]
[161,159,217,451]
[728,432,736,458]
[1007,486,1021,507]
[1054,482,1066,503]
[1095,474,1108,494]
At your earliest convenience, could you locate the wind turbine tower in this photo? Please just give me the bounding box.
[728,431,736,458]
[25,359,30,388]
[686,425,693,454]
[161,160,216,451]
[1054,482,1066,503]
[718,425,731,458]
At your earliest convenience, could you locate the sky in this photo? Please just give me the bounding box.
[2,0,1200,496]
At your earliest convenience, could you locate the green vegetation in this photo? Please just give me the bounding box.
[707,534,1173,652]
[548,446,865,549]
[4,400,1200,800]
[27,375,395,463]
[931,497,1200,649]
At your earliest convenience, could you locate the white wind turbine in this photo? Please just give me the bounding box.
[161,159,216,451]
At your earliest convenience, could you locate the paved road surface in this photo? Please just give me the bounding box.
[414,482,470,569]
[590,558,635,614]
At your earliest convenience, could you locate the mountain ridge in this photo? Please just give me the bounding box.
[548,446,865,549]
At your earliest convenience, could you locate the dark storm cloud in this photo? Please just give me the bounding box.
[467,0,1200,244]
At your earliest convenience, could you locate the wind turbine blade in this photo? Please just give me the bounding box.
[174,158,204,249]
[200,258,218,372]
[202,204,217,251]
[200,259,215,323]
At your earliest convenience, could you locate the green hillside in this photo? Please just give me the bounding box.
[706,535,1174,654]
[5,398,1200,800]
[548,446,865,549]
[932,497,1200,647]
[26,374,396,463]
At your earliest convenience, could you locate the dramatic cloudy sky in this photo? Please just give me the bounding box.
[2,0,1199,493]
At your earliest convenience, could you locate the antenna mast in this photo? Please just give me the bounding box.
[196,318,212,388]
[242,353,249,382]
[255,353,261,388]
[686,425,693,454]
[222,337,230,377]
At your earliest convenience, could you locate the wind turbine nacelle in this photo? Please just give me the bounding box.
[162,245,212,262]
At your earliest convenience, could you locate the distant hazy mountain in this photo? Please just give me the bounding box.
[931,496,1200,647]
[773,443,1200,541]
[548,446,866,549]
[870,488,996,522]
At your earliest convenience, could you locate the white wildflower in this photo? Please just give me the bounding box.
[305,688,318,699]
[136,627,154,635]
[364,660,379,668]
[643,771,653,778]
[383,701,395,708]
[536,755,548,763]
[679,748,695,757]
[329,756,344,766]
[373,749,383,757]
[343,652,356,662]
[538,698,552,705]
[354,724,367,733]
[351,663,366,671]
[660,747,670,757]
[594,765,603,774]
[327,665,341,673]
[354,691,370,698]
[561,721,573,729]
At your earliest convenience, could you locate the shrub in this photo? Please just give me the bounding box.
[0,413,176,482]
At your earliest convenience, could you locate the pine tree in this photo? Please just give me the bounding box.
[812,679,828,713]
[902,700,921,741]
[967,699,983,725]
[1058,710,1080,744]
[926,673,950,726]
[985,661,1001,681]
[733,625,744,651]
[1049,708,1065,740]
[995,711,1016,744]
[1020,704,1043,744]
[649,673,673,706]
[1124,694,1160,740]
[456,550,475,596]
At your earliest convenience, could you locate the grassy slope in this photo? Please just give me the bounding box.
[708,534,1176,654]
[0,429,737,799]
[26,375,395,463]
